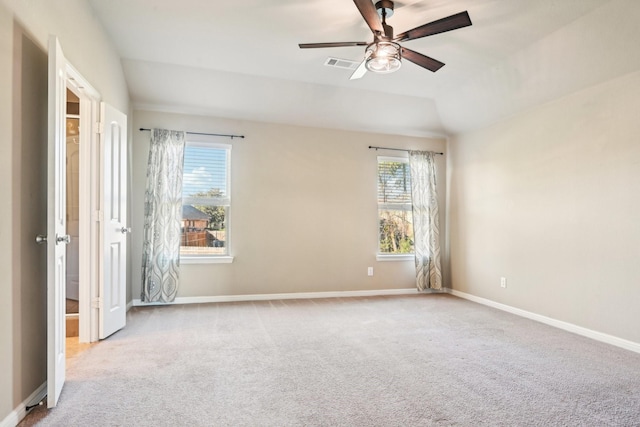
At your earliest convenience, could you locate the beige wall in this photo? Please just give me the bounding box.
[11,24,48,418]
[0,3,14,419]
[448,70,640,344]
[0,0,130,422]
[132,110,447,300]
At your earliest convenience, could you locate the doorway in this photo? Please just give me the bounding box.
[62,69,102,345]
[65,89,80,339]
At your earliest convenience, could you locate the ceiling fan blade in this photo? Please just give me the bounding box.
[395,11,472,42]
[350,58,368,80]
[401,48,445,72]
[299,42,368,49]
[353,0,384,35]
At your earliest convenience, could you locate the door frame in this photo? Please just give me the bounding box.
[65,64,101,343]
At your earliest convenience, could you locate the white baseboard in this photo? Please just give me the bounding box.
[0,382,46,427]
[445,288,640,355]
[126,300,133,312]
[132,288,419,306]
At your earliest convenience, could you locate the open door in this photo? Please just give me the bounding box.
[99,103,128,339]
[47,35,129,407]
[47,36,68,408]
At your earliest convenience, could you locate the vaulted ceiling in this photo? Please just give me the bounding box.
[88,0,640,137]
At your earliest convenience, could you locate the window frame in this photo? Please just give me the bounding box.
[376,155,414,261]
[180,135,233,264]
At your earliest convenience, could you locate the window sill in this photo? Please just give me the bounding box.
[376,254,414,262]
[181,256,234,265]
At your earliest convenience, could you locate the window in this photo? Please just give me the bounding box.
[180,138,231,260]
[377,156,414,255]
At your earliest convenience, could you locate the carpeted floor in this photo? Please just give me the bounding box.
[21,294,640,426]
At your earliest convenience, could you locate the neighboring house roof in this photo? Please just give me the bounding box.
[182,205,210,221]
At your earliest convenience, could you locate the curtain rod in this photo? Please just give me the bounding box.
[368,145,443,155]
[139,128,245,139]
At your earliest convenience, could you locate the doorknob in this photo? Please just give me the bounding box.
[56,234,71,244]
[120,227,132,234]
[35,234,47,244]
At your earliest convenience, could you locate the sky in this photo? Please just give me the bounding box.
[182,146,228,198]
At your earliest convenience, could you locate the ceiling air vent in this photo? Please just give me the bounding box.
[324,57,360,70]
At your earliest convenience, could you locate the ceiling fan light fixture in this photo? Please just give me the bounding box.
[365,41,401,74]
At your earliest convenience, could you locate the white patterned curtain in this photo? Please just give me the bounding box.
[409,150,442,290]
[141,129,185,302]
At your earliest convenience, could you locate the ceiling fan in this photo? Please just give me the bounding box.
[299,0,472,80]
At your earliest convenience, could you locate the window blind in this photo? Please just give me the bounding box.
[378,159,412,207]
[182,144,230,206]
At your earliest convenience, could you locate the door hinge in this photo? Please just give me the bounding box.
[96,121,104,134]
[93,210,104,222]
[92,297,101,309]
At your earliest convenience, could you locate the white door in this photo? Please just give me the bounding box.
[99,103,128,339]
[47,36,68,408]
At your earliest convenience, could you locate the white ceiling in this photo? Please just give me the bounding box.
[88,0,640,137]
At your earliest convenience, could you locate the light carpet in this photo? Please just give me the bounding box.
[22,294,640,426]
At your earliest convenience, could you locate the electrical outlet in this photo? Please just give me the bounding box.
[500,277,507,288]
[367,267,374,276]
